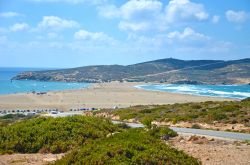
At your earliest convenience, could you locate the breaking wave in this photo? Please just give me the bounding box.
[135,84,250,99]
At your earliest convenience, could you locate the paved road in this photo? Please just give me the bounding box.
[170,127,250,141]
[112,121,250,141]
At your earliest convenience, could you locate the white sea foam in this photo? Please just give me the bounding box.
[135,84,250,99]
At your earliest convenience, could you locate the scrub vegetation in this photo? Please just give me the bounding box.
[54,128,199,165]
[0,115,199,164]
[0,116,119,154]
[100,99,250,127]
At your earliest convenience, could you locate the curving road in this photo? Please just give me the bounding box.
[112,121,250,141]
[44,113,250,141]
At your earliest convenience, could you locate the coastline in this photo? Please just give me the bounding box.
[0,82,234,111]
[134,83,249,99]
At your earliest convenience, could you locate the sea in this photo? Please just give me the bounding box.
[135,84,250,99]
[0,67,90,95]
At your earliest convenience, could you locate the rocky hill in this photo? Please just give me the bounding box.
[12,58,250,84]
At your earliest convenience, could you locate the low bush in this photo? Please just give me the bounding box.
[0,116,119,154]
[54,129,200,165]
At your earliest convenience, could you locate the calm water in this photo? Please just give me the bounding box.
[135,84,250,99]
[0,68,90,95]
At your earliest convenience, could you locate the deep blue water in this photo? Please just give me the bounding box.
[0,68,90,95]
[135,84,250,99]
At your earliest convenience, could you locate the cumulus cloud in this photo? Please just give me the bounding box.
[74,29,116,44]
[118,22,150,31]
[226,10,249,23]
[120,0,162,20]
[0,12,21,18]
[125,26,233,56]
[167,27,209,41]
[165,0,209,23]
[126,27,210,49]
[97,5,120,19]
[10,23,29,32]
[38,16,79,31]
[98,0,209,31]
[165,28,233,54]
[98,0,164,31]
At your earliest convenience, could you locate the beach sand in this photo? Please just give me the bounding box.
[0,82,234,111]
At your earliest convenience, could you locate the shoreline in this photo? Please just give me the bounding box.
[0,82,235,111]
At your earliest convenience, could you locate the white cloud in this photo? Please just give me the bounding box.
[118,22,150,31]
[165,0,209,23]
[211,15,220,24]
[98,0,209,31]
[0,12,21,18]
[38,16,79,31]
[98,0,165,31]
[36,32,62,40]
[74,29,116,44]
[125,27,233,56]
[120,0,162,20]
[167,27,209,41]
[97,5,120,19]
[226,10,249,23]
[10,23,29,32]
[125,27,210,49]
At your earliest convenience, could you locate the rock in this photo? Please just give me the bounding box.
[180,140,185,143]
[188,135,209,144]
[188,135,199,142]
[161,135,170,141]
[208,138,215,141]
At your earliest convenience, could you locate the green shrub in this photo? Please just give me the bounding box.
[99,100,250,128]
[141,116,153,128]
[54,129,200,165]
[148,126,178,139]
[191,124,201,129]
[0,116,119,154]
[0,114,26,119]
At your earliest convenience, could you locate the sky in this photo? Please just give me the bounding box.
[0,0,250,68]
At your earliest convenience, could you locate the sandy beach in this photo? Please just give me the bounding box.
[0,82,234,111]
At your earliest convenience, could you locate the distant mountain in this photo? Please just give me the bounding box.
[12,58,250,84]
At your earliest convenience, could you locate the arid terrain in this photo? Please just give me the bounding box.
[170,134,250,165]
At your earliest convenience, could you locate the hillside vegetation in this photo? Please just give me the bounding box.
[98,99,250,127]
[13,58,250,84]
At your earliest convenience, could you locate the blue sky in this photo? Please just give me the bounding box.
[0,0,250,68]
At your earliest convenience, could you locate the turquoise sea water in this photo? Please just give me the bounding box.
[135,84,250,99]
[0,68,90,95]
